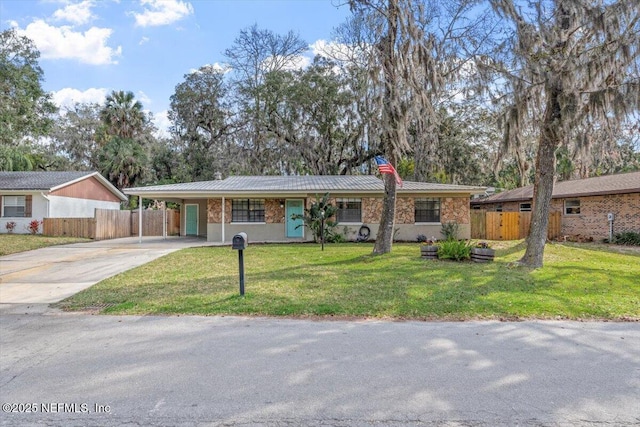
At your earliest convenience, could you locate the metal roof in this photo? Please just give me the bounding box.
[473,171,640,204]
[124,175,486,197]
[0,171,127,201]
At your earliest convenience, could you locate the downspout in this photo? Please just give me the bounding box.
[40,193,50,218]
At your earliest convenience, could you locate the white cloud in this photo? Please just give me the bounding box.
[132,0,194,27]
[52,87,108,110]
[189,63,230,75]
[139,36,150,45]
[137,90,152,106]
[152,110,171,138]
[261,55,310,72]
[310,39,370,63]
[53,1,95,25]
[20,19,122,65]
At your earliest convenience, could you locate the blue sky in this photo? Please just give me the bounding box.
[1,0,352,135]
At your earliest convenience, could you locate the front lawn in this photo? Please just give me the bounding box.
[57,241,640,320]
[0,234,91,256]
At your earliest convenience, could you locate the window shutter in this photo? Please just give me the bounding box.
[25,195,32,217]
[0,196,3,217]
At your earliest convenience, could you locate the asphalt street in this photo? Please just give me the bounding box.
[1,304,639,427]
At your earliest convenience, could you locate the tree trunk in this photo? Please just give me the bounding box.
[519,82,562,268]
[373,173,397,254]
[372,0,400,255]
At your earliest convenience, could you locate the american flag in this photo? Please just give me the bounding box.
[375,156,403,187]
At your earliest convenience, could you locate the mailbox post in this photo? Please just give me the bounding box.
[232,232,248,296]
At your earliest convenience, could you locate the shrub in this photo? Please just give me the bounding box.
[5,221,16,233]
[437,239,472,261]
[612,231,640,246]
[440,222,459,241]
[291,193,339,243]
[26,220,42,235]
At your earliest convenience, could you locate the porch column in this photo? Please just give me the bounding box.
[221,196,225,243]
[138,195,142,244]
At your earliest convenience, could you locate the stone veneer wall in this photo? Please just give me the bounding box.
[208,198,285,224]
[396,198,414,224]
[265,199,285,224]
[441,197,470,224]
[362,198,382,223]
[206,196,475,239]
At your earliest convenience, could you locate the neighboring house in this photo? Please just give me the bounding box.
[0,171,128,234]
[124,175,486,243]
[471,171,640,240]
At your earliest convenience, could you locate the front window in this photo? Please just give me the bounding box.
[232,199,265,222]
[519,203,532,212]
[415,198,441,223]
[336,198,361,222]
[2,196,26,217]
[565,199,581,215]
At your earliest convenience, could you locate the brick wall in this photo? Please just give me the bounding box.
[558,193,640,240]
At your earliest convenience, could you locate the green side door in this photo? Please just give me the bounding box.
[185,204,198,236]
[286,200,304,238]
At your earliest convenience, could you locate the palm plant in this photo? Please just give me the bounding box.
[100,90,146,139]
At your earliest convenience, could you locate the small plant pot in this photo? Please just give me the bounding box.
[470,247,495,263]
[420,245,438,260]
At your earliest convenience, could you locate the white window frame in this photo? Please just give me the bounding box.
[519,203,532,212]
[564,199,581,215]
[2,195,26,217]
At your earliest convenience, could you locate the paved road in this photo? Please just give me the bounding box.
[1,304,638,426]
[0,237,213,303]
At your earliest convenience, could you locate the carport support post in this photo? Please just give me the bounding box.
[138,196,143,244]
[221,196,225,243]
[163,203,167,240]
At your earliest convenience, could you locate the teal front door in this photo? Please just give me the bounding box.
[185,204,198,236]
[286,200,304,238]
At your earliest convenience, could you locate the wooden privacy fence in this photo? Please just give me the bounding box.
[131,209,180,237]
[43,217,96,239]
[471,210,561,240]
[43,208,180,240]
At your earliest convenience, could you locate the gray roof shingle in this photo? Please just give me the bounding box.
[0,171,96,190]
[125,175,485,195]
[473,171,640,204]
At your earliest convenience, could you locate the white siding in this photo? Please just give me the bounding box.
[0,193,47,234]
[48,195,120,218]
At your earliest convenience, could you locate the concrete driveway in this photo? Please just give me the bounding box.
[0,236,214,304]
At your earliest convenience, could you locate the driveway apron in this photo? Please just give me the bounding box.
[0,237,213,304]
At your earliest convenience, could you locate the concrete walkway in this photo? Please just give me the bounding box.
[0,237,215,304]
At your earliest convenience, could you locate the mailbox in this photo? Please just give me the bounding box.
[232,232,248,250]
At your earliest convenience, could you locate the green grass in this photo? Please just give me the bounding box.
[57,241,640,321]
[0,234,91,256]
